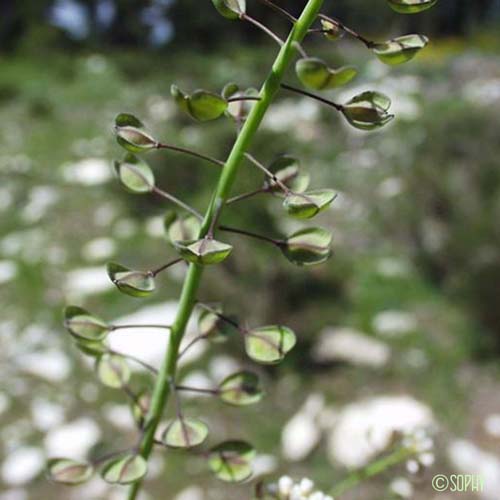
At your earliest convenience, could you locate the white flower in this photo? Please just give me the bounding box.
[265,476,333,500]
[299,478,314,495]
[403,428,435,473]
[390,477,413,498]
[279,476,294,496]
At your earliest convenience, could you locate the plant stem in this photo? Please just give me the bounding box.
[281,83,343,111]
[226,187,266,205]
[177,333,208,360]
[151,258,184,277]
[241,13,285,46]
[152,186,203,220]
[126,2,324,498]
[109,350,159,375]
[175,385,219,396]
[330,447,412,497]
[197,302,241,330]
[219,225,283,247]
[318,13,374,48]
[245,152,290,195]
[258,0,297,23]
[157,143,225,167]
[111,324,172,331]
[227,96,261,103]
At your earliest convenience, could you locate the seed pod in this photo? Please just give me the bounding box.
[114,114,157,153]
[387,0,438,14]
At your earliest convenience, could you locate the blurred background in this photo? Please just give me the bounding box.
[1,1,500,499]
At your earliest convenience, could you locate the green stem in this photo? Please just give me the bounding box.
[126,1,324,498]
[330,447,412,497]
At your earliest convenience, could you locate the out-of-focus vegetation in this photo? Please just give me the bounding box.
[2,0,500,53]
[1,2,500,499]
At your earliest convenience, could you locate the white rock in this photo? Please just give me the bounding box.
[178,371,214,400]
[377,177,404,198]
[463,78,500,105]
[81,237,116,262]
[372,310,417,338]
[31,398,65,431]
[45,418,101,459]
[375,257,410,278]
[1,447,44,485]
[483,414,500,438]
[0,261,17,284]
[16,350,71,382]
[63,158,112,185]
[0,229,46,263]
[253,454,278,477]
[145,216,165,238]
[208,355,241,382]
[448,439,500,500]
[390,477,413,498]
[311,327,390,368]
[0,489,28,500]
[174,486,205,500]
[282,394,324,462]
[21,186,59,223]
[264,98,320,139]
[104,404,136,430]
[328,395,434,468]
[109,302,202,371]
[65,266,114,298]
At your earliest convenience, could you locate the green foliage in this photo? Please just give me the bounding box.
[198,307,230,341]
[267,157,310,193]
[114,154,155,193]
[223,83,259,121]
[132,391,151,425]
[174,237,233,265]
[64,306,110,341]
[282,227,332,266]
[46,459,94,485]
[208,441,255,482]
[320,19,344,41]
[284,189,337,219]
[114,113,157,153]
[212,0,246,20]
[107,262,156,297]
[387,0,438,15]
[101,455,148,485]
[219,371,263,405]
[171,85,228,121]
[245,326,297,364]
[96,354,131,389]
[74,338,109,358]
[341,91,394,130]
[373,34,429,65]
[161,418,209,448]
[296,58,357,90]
[165,212,202,244]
